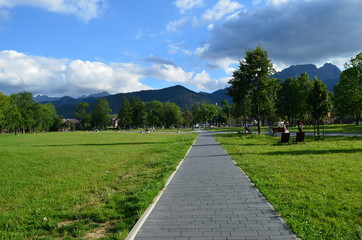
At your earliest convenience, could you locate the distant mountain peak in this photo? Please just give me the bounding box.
[33,95,61,103]
[273,63,341,91]
[79,91,111,99]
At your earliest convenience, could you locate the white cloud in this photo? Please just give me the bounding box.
[193,70,211,89]
[0,0,105,22]
[192,70,230,90]
[174,0,203,14]
[0,50,232,97]
[166,17,188,32]
[202,0,243,21]
[0,50,150,96]
[144,64,194,84]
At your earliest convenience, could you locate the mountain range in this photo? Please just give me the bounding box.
[41,85,232,118]
[37,63,341,118]
[272,63,341,91]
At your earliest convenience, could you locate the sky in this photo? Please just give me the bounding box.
[0,0,361,97]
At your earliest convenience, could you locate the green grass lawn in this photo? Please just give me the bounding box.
[0,131,197,239]
[208,124,362,134]
[301,124,362,133]
[215,133,362,240]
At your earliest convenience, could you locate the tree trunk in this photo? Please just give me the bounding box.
[355,112,360,125]
[256,104,261,134]
[243,101,247,127]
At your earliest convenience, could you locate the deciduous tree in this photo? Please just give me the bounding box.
[308,77,332,135]
[228,45,275,134]
[91,98,111,130]
[334,52,362,125]
[10,91,37,133]
[74,102,91,130]
[118,97,132,129]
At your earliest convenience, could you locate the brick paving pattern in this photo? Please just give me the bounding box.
[134,131,296,240]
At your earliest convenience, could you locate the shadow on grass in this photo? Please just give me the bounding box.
[229,148,362,156]
[221,143,267,146]
[34,142,171,147]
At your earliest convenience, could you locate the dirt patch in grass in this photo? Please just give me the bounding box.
[84,222,114,239]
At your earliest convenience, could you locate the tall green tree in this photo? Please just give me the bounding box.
[10,91,37,133]
[118,97,132,129]
[308,77,332,135]
[74,102,91,130]
[131,98,146,129]
[277,73,312,123]
[258,77,280,124]
[199,104,219,127]
[4,103,21,134]
[35,103,57,132]
[277,77,297,121]
[334,52,362,125]
[146,101,164,128]
[163,101,182,128]
[228,45,276,134]
[182,105,193,128]
[191,103,201,126]
[91,98,111,130]
[221,100,231,126]
[0,92,9,131]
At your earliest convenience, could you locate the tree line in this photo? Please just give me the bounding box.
[228,46,362,134]
[0,91,62,134]
[74,97,232,130]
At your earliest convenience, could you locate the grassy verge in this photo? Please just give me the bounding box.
[215,133,362,240]
[208,124,362,134]
[300,124,362,133]
[0,131,197,239]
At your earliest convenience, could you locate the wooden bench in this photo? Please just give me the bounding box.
[278,133,290,144]
[272,127,284,134]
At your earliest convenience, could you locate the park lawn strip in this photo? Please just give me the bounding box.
[0,131,198,239]
[207,124,362,134]
[301,124,362,133]
[215,133,362,240]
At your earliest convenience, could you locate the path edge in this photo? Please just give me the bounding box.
[218,144,300,240]
[125,136,198,240]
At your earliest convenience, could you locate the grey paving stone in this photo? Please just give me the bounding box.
[133,132,296,240]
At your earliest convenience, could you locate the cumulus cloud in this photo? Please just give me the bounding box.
[0,50,231,96]
[192,71,230,90]
[0,0,105,22]
[174,0,204,14]
[197,0,362,67]
[143,64,194,84]
[0,50,150,96]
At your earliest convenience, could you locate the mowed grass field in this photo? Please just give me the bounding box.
[207,124,362,134]
[215,133,362,240]
[0,131,197,239]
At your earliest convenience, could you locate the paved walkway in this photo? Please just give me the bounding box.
[133,131,297,240]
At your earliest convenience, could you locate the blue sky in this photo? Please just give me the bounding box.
[0,0,361,97]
